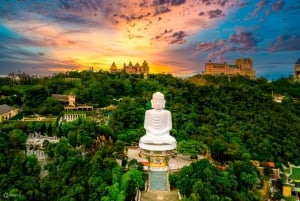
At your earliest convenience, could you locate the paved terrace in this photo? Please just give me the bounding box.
[127,147,199,171]
[140,190,180,201]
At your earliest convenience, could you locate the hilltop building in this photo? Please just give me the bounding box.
[293,58,300,82]
[52,94,92,123]
[52,94,75,106]
[204,58,256,78]
[0,104,19,122]
[110,60,149,79]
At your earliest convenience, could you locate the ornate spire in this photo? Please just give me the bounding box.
[111,62,117,69]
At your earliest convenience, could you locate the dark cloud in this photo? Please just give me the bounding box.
[272,0,284,11]
[216,0,229,7]
[152,29,173,40]
[116,12,151,23]
[196,40,227,51]
[153,0,186,6]
[170,0,186,6]
[269,34,300,52]
[199,0,228,7]
[229,32,258,49]
[154,6,171,15]
[195,32,258,62]
[198,11,205,16]
[169,31,187,44]
[207,9,223,18]
[201,0,211,6]
[139,0,148,7]
[152,29,188,45]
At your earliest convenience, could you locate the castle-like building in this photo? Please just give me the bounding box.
[204,58,256,78]
[110,60,149,78]
[293,58,300,82]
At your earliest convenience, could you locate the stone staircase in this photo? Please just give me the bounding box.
[149,169,168,191]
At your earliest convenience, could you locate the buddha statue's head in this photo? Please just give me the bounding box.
[151,92,166,110]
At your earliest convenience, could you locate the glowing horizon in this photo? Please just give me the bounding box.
[1,0,300,79]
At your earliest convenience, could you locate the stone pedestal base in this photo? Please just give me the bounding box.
[139,141,176,169]
[139,142,176,152]
[139,146,176,168]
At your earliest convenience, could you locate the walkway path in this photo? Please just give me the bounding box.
[149,170,168,191]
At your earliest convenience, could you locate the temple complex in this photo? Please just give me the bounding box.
[110,60,149,79]
[204,58,256,78]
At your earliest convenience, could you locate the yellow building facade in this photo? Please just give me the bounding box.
[110,60,149,78]
[204,58,256,78]
[0,104,19,122]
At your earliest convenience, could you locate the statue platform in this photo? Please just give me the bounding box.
[139,141,176,152]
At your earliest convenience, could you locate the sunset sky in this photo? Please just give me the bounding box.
[1,0,300,79]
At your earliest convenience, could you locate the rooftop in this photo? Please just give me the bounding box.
[0,104,15,115]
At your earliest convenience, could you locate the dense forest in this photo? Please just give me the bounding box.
[1,71,300,200]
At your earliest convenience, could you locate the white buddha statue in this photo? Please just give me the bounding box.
[139,92,176,147]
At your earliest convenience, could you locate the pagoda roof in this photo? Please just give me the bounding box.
[111,62,117,69]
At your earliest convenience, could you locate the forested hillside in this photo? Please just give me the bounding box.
[1,71,300,200]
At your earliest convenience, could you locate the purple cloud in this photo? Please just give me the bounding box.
[169,31,187,44]
[269,34,300,52]
[195,31,259,62]
[154,6,171,15]
[196,40,227,51]
[250,0,267,17]
[170,0,186,6]
[198,11,205,16]
[229,32,258,49]
[207,9,224,18]
[272,0,284,11]
[201,0,211,6]
[153,0,186,6]
[217,0,229,7]
[151,29,187,44]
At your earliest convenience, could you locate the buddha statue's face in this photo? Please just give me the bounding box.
[151,93,165,110]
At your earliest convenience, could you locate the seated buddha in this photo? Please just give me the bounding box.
[139,92,176,145]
